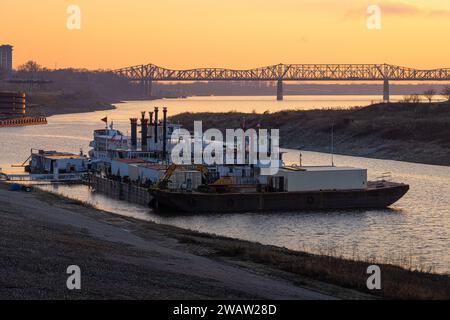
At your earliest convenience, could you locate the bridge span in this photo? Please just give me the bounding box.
[114,63,450,101]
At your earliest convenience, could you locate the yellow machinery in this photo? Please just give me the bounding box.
[210,176,233,186]
[156,164,234,191]
[156,163,178,189]
[207,176,234,192]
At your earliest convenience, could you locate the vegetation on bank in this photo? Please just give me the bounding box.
[0,61,146,116]
[25,92,117,117]
[173,231,450,300]
[2,61,141,99]
[170,101,450,166]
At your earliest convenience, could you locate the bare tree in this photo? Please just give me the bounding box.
[423,89,436,103]
[442,86,450,102]
[17,60,44,73]
[402,95,412,103]
[410,94,421,103]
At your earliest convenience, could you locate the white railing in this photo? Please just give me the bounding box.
[0,173,86,182]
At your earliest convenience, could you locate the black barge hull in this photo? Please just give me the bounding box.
[150,182,409,213]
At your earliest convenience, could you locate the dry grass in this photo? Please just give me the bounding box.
[174,232,450,300]
[170,102,450,166]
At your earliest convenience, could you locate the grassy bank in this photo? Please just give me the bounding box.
[170,102,450,166]
[25,92,118,117]
[173,232,450,300]
[1,181,448,300]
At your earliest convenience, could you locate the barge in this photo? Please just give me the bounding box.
[149,165,410,213]
[150,181,409,213]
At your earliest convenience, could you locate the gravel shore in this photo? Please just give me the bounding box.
[0,182,344,300]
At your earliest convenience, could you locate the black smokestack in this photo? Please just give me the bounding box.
[154,107,159,143]
[149,111,153,140]
[163,107,167,159]
[130,118,138,148]
[141,112,148,149]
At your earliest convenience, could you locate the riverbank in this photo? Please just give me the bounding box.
[25,92,118,117]
[170,102,450,166]
[0,182,449,300]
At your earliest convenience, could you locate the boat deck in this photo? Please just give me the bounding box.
[150,181,410,213]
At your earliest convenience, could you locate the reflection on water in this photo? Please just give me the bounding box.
[1,97,449,274]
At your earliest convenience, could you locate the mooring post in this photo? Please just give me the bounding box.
[277,79,283,101]
[383,79,390,103]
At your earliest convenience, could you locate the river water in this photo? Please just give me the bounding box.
[1,95,449,274]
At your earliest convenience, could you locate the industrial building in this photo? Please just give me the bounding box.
[110,158,147,177]
[269,166,367,192]
[0,45,13,75]
[128,163,168,184]
[128,163,202,190]
[0,92,26,119]
[110,159,203,190]
[0,91,47,127]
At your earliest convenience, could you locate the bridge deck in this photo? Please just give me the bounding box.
[114,63,450,81]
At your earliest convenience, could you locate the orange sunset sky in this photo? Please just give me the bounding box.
[1,0,449,70]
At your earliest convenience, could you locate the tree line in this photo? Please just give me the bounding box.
[403,87,450,103]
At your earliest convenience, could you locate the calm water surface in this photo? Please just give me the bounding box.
[1,96,448,274]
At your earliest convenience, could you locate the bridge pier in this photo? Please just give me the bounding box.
[148,80,153,97]
[140,80,152,98]
[383,79,390,103]
[277,80,283,101]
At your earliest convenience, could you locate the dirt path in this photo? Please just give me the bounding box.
[0,184,339,300]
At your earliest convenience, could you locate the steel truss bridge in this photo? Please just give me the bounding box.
[114,63,450,101]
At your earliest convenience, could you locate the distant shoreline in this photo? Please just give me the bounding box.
[23,93,448,118]
[25,95,167,117]
[25,93,119,117]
